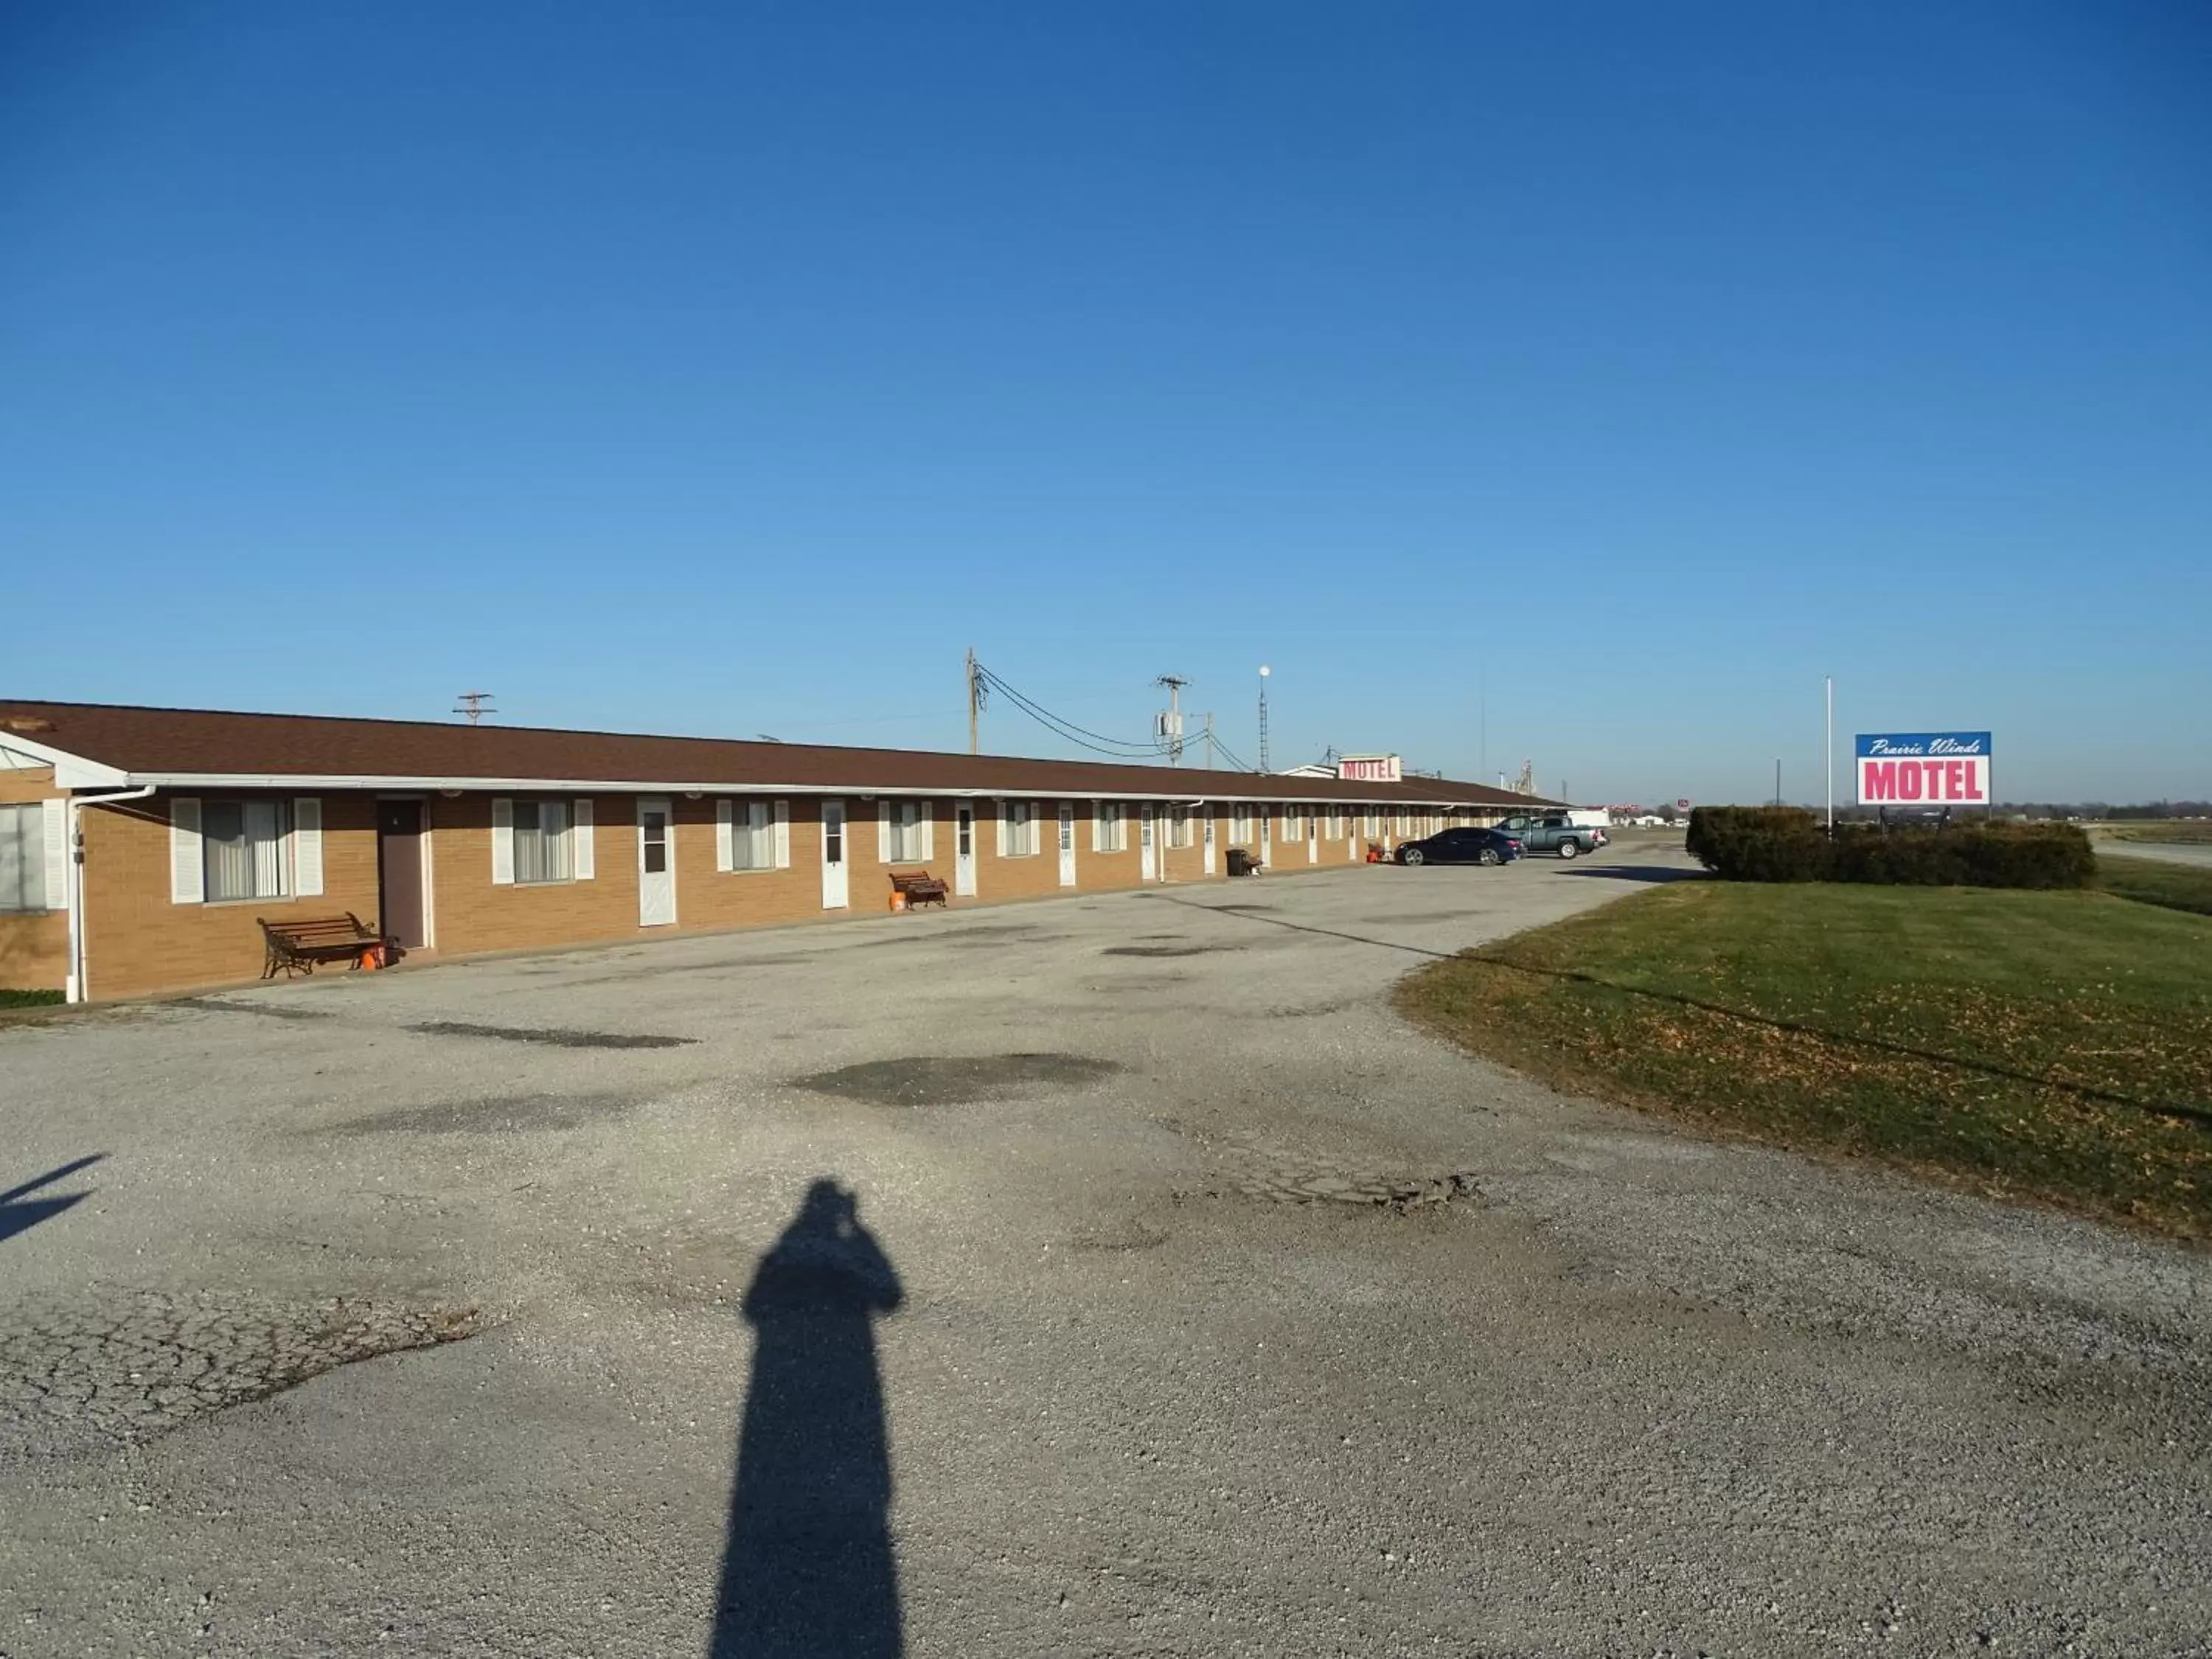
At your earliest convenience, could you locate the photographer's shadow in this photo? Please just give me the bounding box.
[710,1179,905,1658]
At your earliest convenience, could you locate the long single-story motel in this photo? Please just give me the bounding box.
[0,701,1559,1004]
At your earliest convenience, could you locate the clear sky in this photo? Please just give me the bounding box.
[4,3,2207,804]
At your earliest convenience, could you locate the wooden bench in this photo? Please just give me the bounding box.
[888,869,950,909]
[259,914,390,978]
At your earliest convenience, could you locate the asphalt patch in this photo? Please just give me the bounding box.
[1100,944,1243,958]
[1212,903,1277,913]
[178,998,336,1022]
[323,1091,639,1135]
[791,1051,1123,1107]
[406,1020,695,1050]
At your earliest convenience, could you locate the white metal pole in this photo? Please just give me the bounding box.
[1825,675,1834,831]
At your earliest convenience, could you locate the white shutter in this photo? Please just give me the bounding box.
[1091,800,1104,853]
[572,798,595,879]
[994,800,1006,857]
[41,797,68,912]
[877,801,893,864]
[291,797,324,897]
[715,800,734,872]
[169,797,204,904]
[491,797,515,885]
[919,800,935,862]
[772,800,790,868]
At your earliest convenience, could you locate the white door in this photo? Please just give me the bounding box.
[820,799,849,909]
[637,798,676,927]
[1307,810,1318,864]
[1259,810,1272,866]
[1139,805,1156,881]
[1203,814,1216,875]
[954,804,976,897]
[1057,804,1077,887]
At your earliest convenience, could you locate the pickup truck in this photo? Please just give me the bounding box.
[1495,814,1608,860]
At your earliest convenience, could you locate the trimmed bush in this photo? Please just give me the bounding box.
[1686,807,2094,889]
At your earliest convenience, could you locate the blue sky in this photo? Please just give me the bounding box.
[4,2,2207,804]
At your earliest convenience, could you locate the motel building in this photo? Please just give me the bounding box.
[0,702,1559,1005]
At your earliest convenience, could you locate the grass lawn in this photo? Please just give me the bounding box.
[0,988,65,1009]
[1399,882,2212,1239]
[2098,819,2212,844]
[2098,855,2212,918]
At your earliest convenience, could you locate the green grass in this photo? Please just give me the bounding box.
[0,988,65,1009]
[2098,854,2212,918]
[2097,819,2212,844]
[1398,882,2212,1239]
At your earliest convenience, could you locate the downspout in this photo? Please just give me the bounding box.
[64,785,155,1004]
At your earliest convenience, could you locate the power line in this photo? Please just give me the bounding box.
[973,661,1261,772]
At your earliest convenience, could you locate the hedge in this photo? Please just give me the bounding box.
[1685,807,2095,888]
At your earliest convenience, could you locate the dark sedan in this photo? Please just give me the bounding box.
[1396,827,1522,867]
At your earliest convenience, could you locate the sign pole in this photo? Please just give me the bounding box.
[1825,676,1834,832]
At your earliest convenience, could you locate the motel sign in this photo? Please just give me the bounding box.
[1337,754,1403,783]
[1855,732,1993,807]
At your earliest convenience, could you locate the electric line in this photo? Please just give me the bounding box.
[973,661,1262,772]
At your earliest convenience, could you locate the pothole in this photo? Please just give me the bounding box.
[318,1091,639,1136]
[1100,944,1242,959]
[0,1288,493,1450]
[791,1051,1123,1107]
[1211,1171,1484,1211]
[406,1020,695,1050]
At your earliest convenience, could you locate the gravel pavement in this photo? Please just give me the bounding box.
[2098,839,2212,870]
[2,847,2207,1657]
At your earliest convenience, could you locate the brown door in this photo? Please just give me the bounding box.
[378,801,426,948]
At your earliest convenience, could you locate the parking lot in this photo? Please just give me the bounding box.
[4,849,2208,1656]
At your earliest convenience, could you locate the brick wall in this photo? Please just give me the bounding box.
[63,783,1513,1002]
[0,765,68,991]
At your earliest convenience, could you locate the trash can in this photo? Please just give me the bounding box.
[1225,848,1253,877]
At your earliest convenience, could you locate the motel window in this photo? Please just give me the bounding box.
[1231,806,1253,844]
[202,799,292,902]
[512,799,573,885]
[1004,800,1037,858]
[1327,809,1343,841]
[0,803,48,913]
[888,800,926,863]
[1096,801,1127,852]
[1167,806,1192,849]
[732,800,772,870]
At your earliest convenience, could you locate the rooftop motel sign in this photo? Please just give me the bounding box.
[1337,754,1402,783]
[1855,732,1992,807]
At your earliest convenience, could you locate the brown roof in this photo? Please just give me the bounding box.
[0,698,1562,808]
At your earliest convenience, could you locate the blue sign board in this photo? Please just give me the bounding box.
[1854,732,1994,805]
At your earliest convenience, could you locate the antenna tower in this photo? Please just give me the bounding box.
[453,692,497,726]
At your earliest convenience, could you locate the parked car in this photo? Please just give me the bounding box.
[1495,815,1607,859]
[1396,827,1523,867]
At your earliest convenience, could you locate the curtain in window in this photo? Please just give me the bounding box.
[203,801,252,901]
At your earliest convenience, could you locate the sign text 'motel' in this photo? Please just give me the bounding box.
[1854,732,1993,807]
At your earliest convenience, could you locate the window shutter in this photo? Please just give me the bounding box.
[877,801,894,863]
[291,797,324,897]
[1091,800,1104,853]
[715,800,734,872]
[572,798,595,879]
[42,797,68,912]
[169,797,204,904]
[919,800,935,862]
[995,800,1006,858]
[772,800,790,868]
[491,797,515,885]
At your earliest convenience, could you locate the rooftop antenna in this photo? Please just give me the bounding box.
[453,691,496,726]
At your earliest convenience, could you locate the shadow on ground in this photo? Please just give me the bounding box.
[1558,864,1708,885]
[711,1178,905,1658]
[0,1154,102,1245]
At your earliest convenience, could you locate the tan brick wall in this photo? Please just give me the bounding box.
[0,765,67,991]
[81,791,383,1001]
[55,784,1576,1003]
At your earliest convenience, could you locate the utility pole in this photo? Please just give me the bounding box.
[452,691,496,725]
[1155,675,1189,765]
[1774,758,1783,807]
[1203,712,1217,771]
[965,647,985,756]
[1256,665,1271,773]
